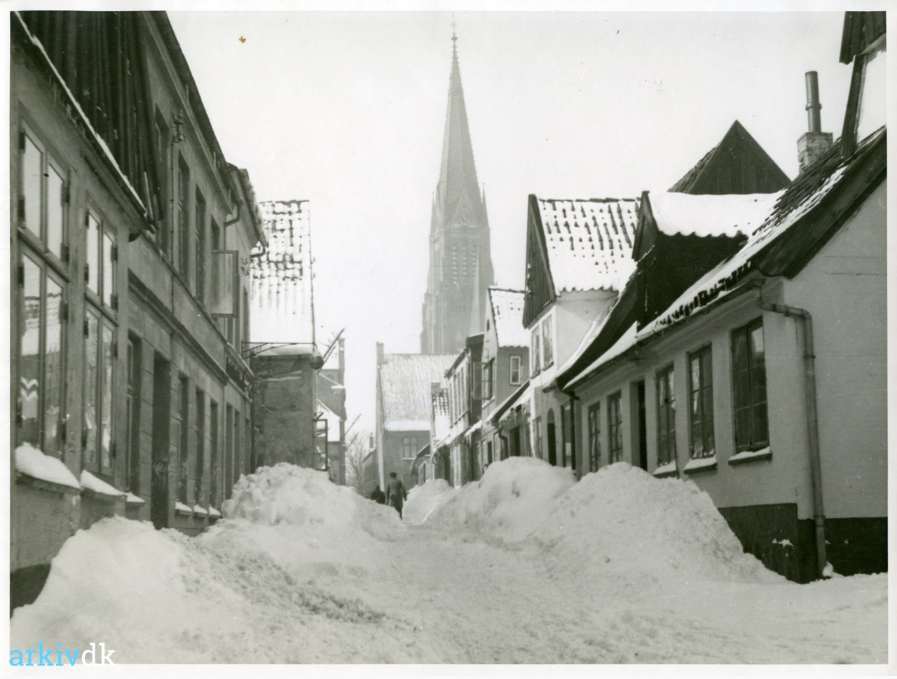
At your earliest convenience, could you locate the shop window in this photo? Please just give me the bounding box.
[83,311,114,476]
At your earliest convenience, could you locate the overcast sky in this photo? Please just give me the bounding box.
[169,11,851,433]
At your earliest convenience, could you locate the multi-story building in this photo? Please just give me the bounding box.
[556,12,886,581]
[10,11,263,608]
[441,334,484,486]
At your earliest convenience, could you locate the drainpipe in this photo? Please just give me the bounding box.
[757,294,827,579]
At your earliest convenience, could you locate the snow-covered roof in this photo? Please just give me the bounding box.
[80,469,126,497]
[431,382,451,445]
[492,381,531,425]
[488,288,528,348]
[380,353,454,433]
[14,443,80,490]
[536,197,639,293]
[567,322,639,388]
[648,192,779,239]
[316,400,344,442]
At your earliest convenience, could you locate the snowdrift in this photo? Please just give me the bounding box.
[403,478,456,525]
[425,458,774,583]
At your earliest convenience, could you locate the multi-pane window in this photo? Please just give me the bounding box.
[225,405,234,499]
[19,128,66,261]
[482,360,494,401]
[688,346,715,458]
[83,311,114,475]
[656,365,676,466]
[510,355,522,385]
[194,190,206,303]
[154,113,170,256]
[587,402,601,472]
[194,389,205,505]
[607,392,623,463]
[541,315,554,367]
[17,253,66,455]
[86,210,117,309]
[177,375,189,502]
[177,156,190,277]
[732,319,769,451]
[401,437,415,460]
[210,400,220,507]
[531,327,542,374]
[126,337,141,492]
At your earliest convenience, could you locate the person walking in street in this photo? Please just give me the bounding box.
[385,472,407,519]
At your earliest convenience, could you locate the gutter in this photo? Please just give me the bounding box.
[757,289,828,579]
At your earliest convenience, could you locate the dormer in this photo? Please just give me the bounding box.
[840,12,886,154]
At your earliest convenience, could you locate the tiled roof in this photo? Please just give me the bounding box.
[250,200,313,344]
[536,197,640,293]
[648,192,780,239]
[488,287,527,348]
[379,353,454,432]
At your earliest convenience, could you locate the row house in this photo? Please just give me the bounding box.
[374,344,453,489]
[440,334,484,486]
[554,12,886,582]
[11,11,263,608]
[479,288,530,466]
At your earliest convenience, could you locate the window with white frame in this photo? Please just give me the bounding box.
[688,346,715,459]
[509,355,522,386]
[531,327,541,374]
[656,365,676,466]
[541,314,554,367]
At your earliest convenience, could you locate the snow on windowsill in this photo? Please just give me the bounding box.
[728,447,772,465]
[175,502,194,515]
[208,507,222,518]
[14,443,81,491]
[682,456,718,474]
[80,470,126,498]
[193,505,208,515]
[652,461,677,477]
[126,493,146,505]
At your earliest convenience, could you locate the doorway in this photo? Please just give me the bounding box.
[150,353,171,529]
[635,380,648,470]
[546,409,557,466]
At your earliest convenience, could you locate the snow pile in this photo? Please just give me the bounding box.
[15,443,80,490]
[536,464,776,584]
[403,479,456,525]
[428,458,575,541]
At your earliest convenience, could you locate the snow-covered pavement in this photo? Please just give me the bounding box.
[11,460,887,663]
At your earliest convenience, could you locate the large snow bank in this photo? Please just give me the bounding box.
[403,479,456,525]
[428,457,575,541]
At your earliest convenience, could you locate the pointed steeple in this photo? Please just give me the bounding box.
[436,28,483,226]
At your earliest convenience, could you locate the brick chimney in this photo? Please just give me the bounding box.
[797,71,833,173]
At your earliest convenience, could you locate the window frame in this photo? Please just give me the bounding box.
[687,345,715,459]
[509,355,522,386]
[655,364,677,466]
[531,326,542,374]
[194,388,205,505]
[176,155,191,280]
[731,318,769,452]
[82,305,116,478]
[541,314,554,368]
[194,188,206,305]
[126,335,142,492]
[84,205,118,315]
[587,401,601,472]
[607,392,623,463]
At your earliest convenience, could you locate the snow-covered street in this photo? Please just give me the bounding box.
[11,459,887,664]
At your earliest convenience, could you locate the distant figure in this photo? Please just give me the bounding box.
[369,486,386,504]
[385,472,407,519]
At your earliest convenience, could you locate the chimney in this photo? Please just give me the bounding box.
[797,71,833,173]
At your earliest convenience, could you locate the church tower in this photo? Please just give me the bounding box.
[420,28,494,355]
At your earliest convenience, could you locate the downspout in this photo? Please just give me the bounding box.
[757,293,828,578]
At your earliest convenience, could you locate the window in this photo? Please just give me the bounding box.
[587,402,601,472]
[83,312,115,475]
[732,319,769,451]
[533,416,543,459]
[470,361,482,401]
[482,360,493,401]
[177,156,190,277]
[607,393,623,463]
[210,400,220,507]
[16,253,66,456]
[85,210,117,310]
[154,113,171,256]
[194,189,206,303]
[126,336,142,492]
[656,365,676,466]
[541,315,554,367]
[245,416,251,474]
[509,355,522,386]
[401,436,416,460]
[688,346,715,459]
[486,440,493,464]
[177,375,189,502]
[225,405,234,499]
[531,327,542,374]
[233,412,241,483]
[194,389,205,505]
[19,127,67,261]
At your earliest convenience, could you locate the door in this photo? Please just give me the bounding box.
[635,380,648,470]
[150,354,171,529]
[546,409,557,466]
